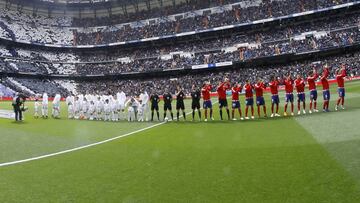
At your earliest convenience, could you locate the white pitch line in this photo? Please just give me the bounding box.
[0,101,217,167]
[0,121,165,167]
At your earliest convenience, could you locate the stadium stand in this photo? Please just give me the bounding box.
[1,11,359,75]
[1,51,359,96]
[0,0,359,98]
[0,0,358,46]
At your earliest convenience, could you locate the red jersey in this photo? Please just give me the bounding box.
[323,67,330,78]
[254,82,266,97]
[295,78,305,93]
[269,80,279,95]
[284,79,294,93]
[244,84,253,98]
[321,75,329,90]
[336,69,346,88]
[231,86,242,100]
[201,85,212,100]
[307,73,318,90]
[217,82,230,100]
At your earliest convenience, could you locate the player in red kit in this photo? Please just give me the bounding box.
[321,65,330,112]
[254,79,267,118]
[335,64,347,111]
[201,81,214,121]
[283,75,295,116]
[244,80,255,119]
[295,74,306,115]
[217,78,231,120]
[307,68,319,113]
[231,82,243,120]
[269,76,280,117]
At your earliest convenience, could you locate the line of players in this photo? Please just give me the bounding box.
[34,93,61,119]
[198,64,347,121]
[35,91,150,121]
[33,64,347,122]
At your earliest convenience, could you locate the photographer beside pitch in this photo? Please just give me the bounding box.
[12,93,27,122]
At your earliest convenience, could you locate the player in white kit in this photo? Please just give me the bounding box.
[88,100,96,120]
[42,93,49,118]
[66,94,75,119]
[117,91,126,120]
[81,98,89,119]
[95,96,104,120]
[34,96,41,118]
[74,96,81,119]
[104,99,112,121]
[52,93,61,118]
[139,90,149,121]
[125,97,140,122]
[110,96,119,121]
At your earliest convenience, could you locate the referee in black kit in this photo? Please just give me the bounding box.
[163,89,174,121]
[176,86,186,121]
[150,91,160,121]
[191,85,201,121]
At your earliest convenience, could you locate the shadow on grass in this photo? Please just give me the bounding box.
[10,120,28,124]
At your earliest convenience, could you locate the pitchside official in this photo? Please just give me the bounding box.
[12,94,25,122]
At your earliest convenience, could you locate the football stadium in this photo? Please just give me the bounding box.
[0,0,360,202]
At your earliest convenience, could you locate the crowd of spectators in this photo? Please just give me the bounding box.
[1,12,359,76]
[2,50,359,98]
[1,27,358,75]
[72,0,240,27]
[73,51,360,96]
[0,77,71,97]
[75,0,358,45]
[0,7,73,44]
[0,0,357,45]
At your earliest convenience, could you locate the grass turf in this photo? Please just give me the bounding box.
[0,81,359,202]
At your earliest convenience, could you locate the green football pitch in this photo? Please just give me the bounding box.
[0,81,360,202]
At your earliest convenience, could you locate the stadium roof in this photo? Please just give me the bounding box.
[3,0,180,7]
[41,0,111,3]
[1,0,184,17]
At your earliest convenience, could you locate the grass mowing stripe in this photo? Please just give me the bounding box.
[0,122,165,167]
[294,93,360,185]
[1,80,359,165]
[0,100,218,167]
[1,106,359,202]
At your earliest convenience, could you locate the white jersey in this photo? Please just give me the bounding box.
[104,103,111,114]
[53,94,61,106]
[34,101,40,110]
[117,92,126,108]
[68,104,74,114]
[82,100,89,112]
[140,92,149,105]
[78,94,84,102]
[42,93,48,105]
[96,100,104,112]
[125,98,140,109]
[74,100,81,112]
[111,100,117,112]
[34,101,40,115]
[66,96,74,106]
[88,103,96,114]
